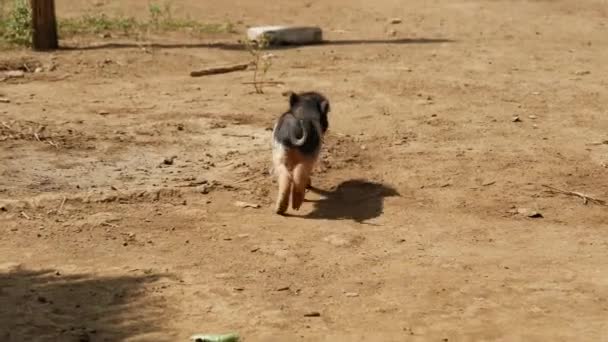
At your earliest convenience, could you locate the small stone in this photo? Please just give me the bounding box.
[163,156,177,165]
[345,292,359,297]
[574,70,590,76]
[34,67,43,73]
[388,29,397,37]
[528,115,538,120]
[276,286,290,291]
[515,208,543,218]
[389,18,403,24]
[37,295,48,303]
[98,110,109,116]
[247,26,323,46]
[0,98,9,103]
[512,116,521,122]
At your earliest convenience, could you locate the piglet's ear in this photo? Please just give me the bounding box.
[319,100,330,114]
[289,92,299,107]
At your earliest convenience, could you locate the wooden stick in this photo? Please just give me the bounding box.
[190,63,250,77]
[586,140,608,146]
[241,81,285,85]
[542,184,607,206]
[234,174,263,184]
[175,180,209,188]
[58,196,66,212]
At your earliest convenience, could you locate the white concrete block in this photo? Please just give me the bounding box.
[246,26,323,46]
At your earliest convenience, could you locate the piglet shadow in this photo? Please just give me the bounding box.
[303,179,399,223]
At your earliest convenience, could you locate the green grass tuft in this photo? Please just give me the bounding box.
[0,0,32,47]
[0,0,237,48]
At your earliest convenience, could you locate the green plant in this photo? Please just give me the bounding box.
[244,35,273,94]
[148,3,162,28]
[1,0,32,46]
[59,14,137,35]
[148,1,175,29]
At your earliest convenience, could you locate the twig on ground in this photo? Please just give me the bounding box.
[234,174,263,184]
[542,184,607,206]
[176,180,209,187]
[190,63,251,77]
[20,211,31,220]
[241,81,285,85]
[221,133,255,138]
[58,196,67,213]
[586,140,608,146]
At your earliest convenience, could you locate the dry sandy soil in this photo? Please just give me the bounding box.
[1,0,608,341]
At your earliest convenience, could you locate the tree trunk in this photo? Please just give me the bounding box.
[30,0,58,50]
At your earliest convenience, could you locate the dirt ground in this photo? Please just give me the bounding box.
[1,0,608,341]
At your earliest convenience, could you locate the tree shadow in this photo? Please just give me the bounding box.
[303,179,400,223]
[59,37,454,51]
[0,267,171,342]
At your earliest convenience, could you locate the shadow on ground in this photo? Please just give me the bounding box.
[303,179,399,223]
[0,267,171,342]
[60,37,454,51]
